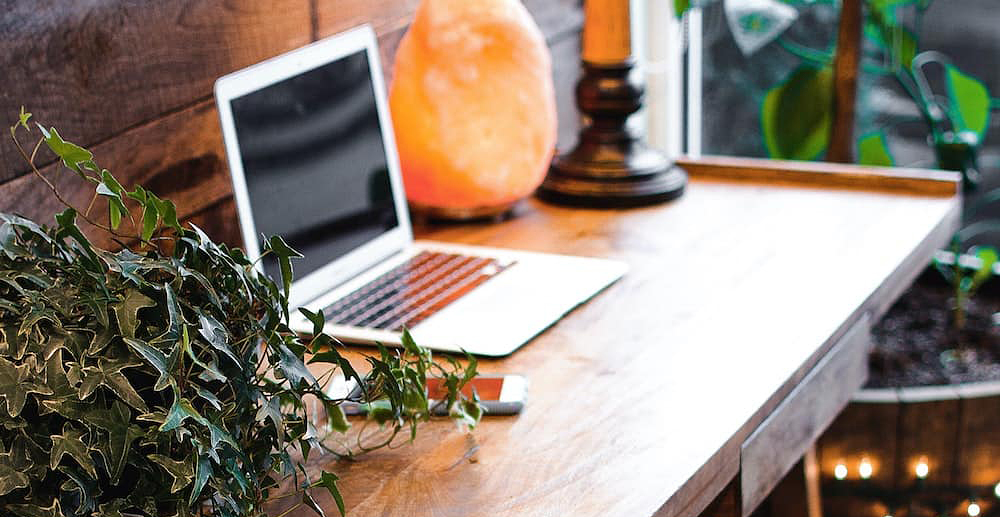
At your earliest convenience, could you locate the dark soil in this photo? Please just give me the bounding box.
[868,272,1000,388]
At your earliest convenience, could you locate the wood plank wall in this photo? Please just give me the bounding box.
[0,0,583,250]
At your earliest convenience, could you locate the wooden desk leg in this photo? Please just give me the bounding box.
[744,447,824,517]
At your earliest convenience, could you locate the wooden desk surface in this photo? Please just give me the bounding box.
[288,163,960,517]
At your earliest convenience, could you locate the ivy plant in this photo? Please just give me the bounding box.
[0,109,482,517]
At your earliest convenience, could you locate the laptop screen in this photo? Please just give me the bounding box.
[229,49,399,281]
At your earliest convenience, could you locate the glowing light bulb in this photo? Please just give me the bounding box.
[859,458,873,479]
[995,481,1000,498]
[968,502,981,517]
[834,462,848,480]
[915,459,929,479]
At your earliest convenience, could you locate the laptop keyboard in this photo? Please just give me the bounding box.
[322,251,515,331]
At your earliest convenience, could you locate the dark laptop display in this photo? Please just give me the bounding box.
[229,50,399,281]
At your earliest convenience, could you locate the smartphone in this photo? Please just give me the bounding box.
[427,374,528,415]
[329,374,528,416]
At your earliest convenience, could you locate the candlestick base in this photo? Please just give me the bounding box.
[537,59,686,208]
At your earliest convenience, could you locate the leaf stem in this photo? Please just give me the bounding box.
[10,131,132,240]
[272,501,304,517]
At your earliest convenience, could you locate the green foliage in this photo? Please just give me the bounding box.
[945,64,991,140]
[865,0,918,71]
[2,112,482,517]
[935,206,1000,331]
[857,131,895,166]
[674,0,690,18]
[761,65,834,160]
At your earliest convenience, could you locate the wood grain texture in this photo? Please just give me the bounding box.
[275,172,957,517]
[826,0,862,163]
[955,384,1000,485]
[1,100,231,250]
[741,316,871,516]
[698,477,740,517]
[676,155,960,197]
[896,386,962,488]
[749,457,811,517]
[183,197,242,250]
[0,0,312,183]
[817,389,900,487]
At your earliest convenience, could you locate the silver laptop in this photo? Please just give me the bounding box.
[214,25,626,357]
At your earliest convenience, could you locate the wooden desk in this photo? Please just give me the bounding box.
[289,158,960,517]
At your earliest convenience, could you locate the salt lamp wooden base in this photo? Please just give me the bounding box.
[408,200,519,223]
[538,60,687,208]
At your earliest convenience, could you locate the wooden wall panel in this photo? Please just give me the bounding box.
[0,0,312,183]
[314,0,420,38]
[184,197,242,249]
[2,100,230,250]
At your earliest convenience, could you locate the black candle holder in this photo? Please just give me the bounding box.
[537,59,686,207]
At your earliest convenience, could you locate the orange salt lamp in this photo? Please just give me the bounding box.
[389,0,557,219]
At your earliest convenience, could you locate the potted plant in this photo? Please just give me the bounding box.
[0,109,482,517]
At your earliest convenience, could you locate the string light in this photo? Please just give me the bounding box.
[834,462,848,480]
[968,502,981,517]
[995,481,1000,498]
[859,458,873,480]
[915,458,929,479]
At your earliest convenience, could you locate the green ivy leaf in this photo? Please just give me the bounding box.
[37,126,93,177]
[141,198,159,242]
[300,307,326,336]
[111,288,156,339]
[78,358,148,412]
[197,311,240,366]
[152,283,186,346]
[54,208,100,268]
[320,471,347,517]
[97,170,130,230]
[85,400,142,484]
[322,399,350,433]
[152,195,181,233]
[265,235,303,300]
[16,106,31,132]
[149,454,195,494]
[0,450,30,495]
[945,64,991,140]
[58,464,99,515]
[160,394,208,433]
[761,65,833,160]
[182,326,227,383]
[302,489,327,517]
[0,356,53,417]
[278,344,317,388]
[49,423,98,479]
[190,455,212,506]
[123,337,174,391]
[857,131,895,166]
[256,394,284,443]
[6,498,63,517]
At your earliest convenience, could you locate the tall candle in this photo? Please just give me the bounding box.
[582,0,632,63]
